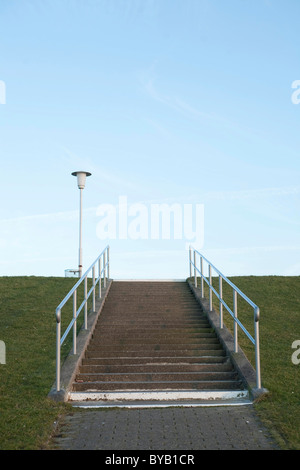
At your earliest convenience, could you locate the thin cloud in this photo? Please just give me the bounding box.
[144,76,211,120]
[142,72,260,139]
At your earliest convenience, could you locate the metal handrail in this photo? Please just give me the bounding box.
[189,246,261,390]
[55,245,110,392]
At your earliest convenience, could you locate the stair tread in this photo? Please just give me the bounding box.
[72,381,244,391]
[75,373,239,384]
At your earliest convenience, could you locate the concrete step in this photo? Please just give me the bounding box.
[98,311,207,326]
[96,324,210,330]
[92,330,215,338]
[81,355,229,366]
[79,362,234,374]
[87,339,222,348]
[91,336,218,345]
[99,306,207,313]
[91,337,216,345]
[75,371,239,383]
[85,348,226,358]
[72,379,244,392]
[87,344,222,357]
[94,326,212,332]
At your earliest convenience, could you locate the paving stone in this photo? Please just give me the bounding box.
[51,406,279,451]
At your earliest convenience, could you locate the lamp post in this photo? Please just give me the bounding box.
[72,171,91,277]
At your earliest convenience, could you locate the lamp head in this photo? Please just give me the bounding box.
[72,171,91,189]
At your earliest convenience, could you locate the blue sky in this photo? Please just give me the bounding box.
[0,0,299,279]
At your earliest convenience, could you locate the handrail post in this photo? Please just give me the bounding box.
[209,264,212,311]
[84,276,88,329]
[103,251,106,288]
[92,265,96,312]
[254,307,261,389]
[107,246,110,279]
[193,251,197,288]
[233,289,238,353]
[99,256,102,299]
[56,312,61,392]
[200,256,204,298]
[219,275,223,328]
[98,257,102,298]
[73,290,77,354]
[189,246,192,278]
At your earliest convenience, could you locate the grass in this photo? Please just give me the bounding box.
[0,274,299,449]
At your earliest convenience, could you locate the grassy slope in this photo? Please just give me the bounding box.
[0,275,299,449]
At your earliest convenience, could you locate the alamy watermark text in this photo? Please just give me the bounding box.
[96,196,204,248]
[291,340,300,365]
[0,341,6,364]
[291,80,300,104]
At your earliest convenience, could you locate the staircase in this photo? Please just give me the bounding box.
[68,281,249,405]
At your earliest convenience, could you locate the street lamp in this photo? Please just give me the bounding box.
[72,171,91,277]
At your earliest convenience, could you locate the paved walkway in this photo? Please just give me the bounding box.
[51,405,279,451]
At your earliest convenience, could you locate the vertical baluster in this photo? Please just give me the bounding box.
[200,256,204,298]
[233,290,238,353]
[193,251,197,288]
[209,264,212,311]
[73,290,77,354]
[84,276,88,330]
[56,311,61,392]
[92,265,95,312]
[219,275,223,328]
[254,307,261,389]
[103,251,106,288]
[98,257,101,298]
[107,246,110,280]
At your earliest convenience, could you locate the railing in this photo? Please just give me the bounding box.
[55,245,110,392]
[189,246,261,390]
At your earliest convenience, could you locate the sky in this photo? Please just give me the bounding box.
[0,0,299,279]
